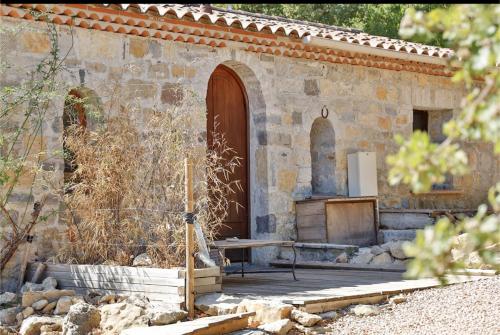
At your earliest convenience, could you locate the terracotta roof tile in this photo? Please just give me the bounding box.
[101,4,452,59]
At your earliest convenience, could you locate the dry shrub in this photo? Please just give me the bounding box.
[59,89,241,267]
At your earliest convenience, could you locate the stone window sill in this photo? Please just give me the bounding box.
[410,189,464,196]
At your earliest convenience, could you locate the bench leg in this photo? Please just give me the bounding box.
[292,244,297,281]
[241,248,245,278]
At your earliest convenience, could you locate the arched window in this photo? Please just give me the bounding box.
[310,118,336,195]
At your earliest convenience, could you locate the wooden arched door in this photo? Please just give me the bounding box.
[206,65,249,244]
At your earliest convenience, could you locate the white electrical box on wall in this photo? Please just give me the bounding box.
[347,152,378,197]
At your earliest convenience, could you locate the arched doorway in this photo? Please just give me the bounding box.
[206,65,249,243]
[310,118,336,195]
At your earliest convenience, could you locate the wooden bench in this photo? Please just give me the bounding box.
[210,239,297,280]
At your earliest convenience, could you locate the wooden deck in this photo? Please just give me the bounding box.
[222,268,488,313]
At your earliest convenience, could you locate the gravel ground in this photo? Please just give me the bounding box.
[323,276,500,335]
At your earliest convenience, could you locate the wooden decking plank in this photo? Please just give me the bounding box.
[121,312,255,335]
[222,268,488,307]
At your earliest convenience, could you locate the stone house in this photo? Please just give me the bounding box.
[1,4,498,289]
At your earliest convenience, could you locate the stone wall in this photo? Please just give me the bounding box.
[1,17,498,289]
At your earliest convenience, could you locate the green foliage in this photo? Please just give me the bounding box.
[387,4,500,280]
[387,132,468,193]
[217,4,448,45]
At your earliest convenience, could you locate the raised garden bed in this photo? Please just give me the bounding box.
[26,262,221,309]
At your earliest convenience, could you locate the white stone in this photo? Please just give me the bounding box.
[370,245,385,256]
[22,307,35,319]
[195,293,242,316]
[370,252,394,265]
[42,301,57,314]
[99,302,148,334]
[389,241,408,260]
[32,299,49,311]
[351,304,381,316]
[334,252,349,263]
[319,311,338,320]
[0,307,21,325]
[237,299,293,324]
[132,253,152,267]
[291,309,321,327]
[54,296,74,315]
[98,294,118,305]
[389,294,407,304]
[20,278,57,294]
[42,278,58,291]
[20,316,63,335]
[258,319,293,335]
[0,292,17,305]
[147,307,187,326]
[349,252,374,264]
[62,302,100,335]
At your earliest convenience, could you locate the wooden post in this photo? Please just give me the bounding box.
[184,158,195,319]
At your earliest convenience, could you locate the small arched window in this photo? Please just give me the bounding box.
[310,118,336,195]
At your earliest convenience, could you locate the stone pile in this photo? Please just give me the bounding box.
[0,277,187,335]
[335,241,411,266]
[197,292,410,335]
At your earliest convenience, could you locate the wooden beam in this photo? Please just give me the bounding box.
[185,158,195,320]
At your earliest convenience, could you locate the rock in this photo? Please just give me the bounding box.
[0,292,17,305]
[237,299,293,324]
[16,312,24,324]
[22,290,75,308]
[389,241,408,260]
[32,299,49,311]
[54,296,74,315]
[132,253,152,267]
[392,259,409,266]
[319,311,338,320]
[334,252,349,263]
[0,325,17,335]
[0,307,22,325]
[389,294,407,304]
[291,309,321,327]
[258,319,293,335]
[42,302,57,314]
[227,330,265,335]
[147,305,187,326]
[195,293,242,316]
[370,252,394,265]
[21,278,57,293]
[62,303,100,335]
[20,316,63,335]
[40,323,62,332]
[98,294,118,305]
[42,278,58,291]
[23,307,35,319]
[351,304,381,316]
[123,294,149,309]
[349,252,374,264]
[370,245,385,256]
[99,302,148,334]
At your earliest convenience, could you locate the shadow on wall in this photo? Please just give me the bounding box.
[310,117,336,195]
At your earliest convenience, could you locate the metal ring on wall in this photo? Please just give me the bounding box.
[321,105,329,119]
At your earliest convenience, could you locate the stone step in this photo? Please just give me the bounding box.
[121,312,255,335]
[379,211,435,230]
[279,243,358,262]
[378,229,418,243]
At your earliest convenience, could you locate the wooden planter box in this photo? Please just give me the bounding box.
[296,196,379,246]
[26,262,221,309]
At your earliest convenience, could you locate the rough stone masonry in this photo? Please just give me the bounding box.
[0,5,498,291]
